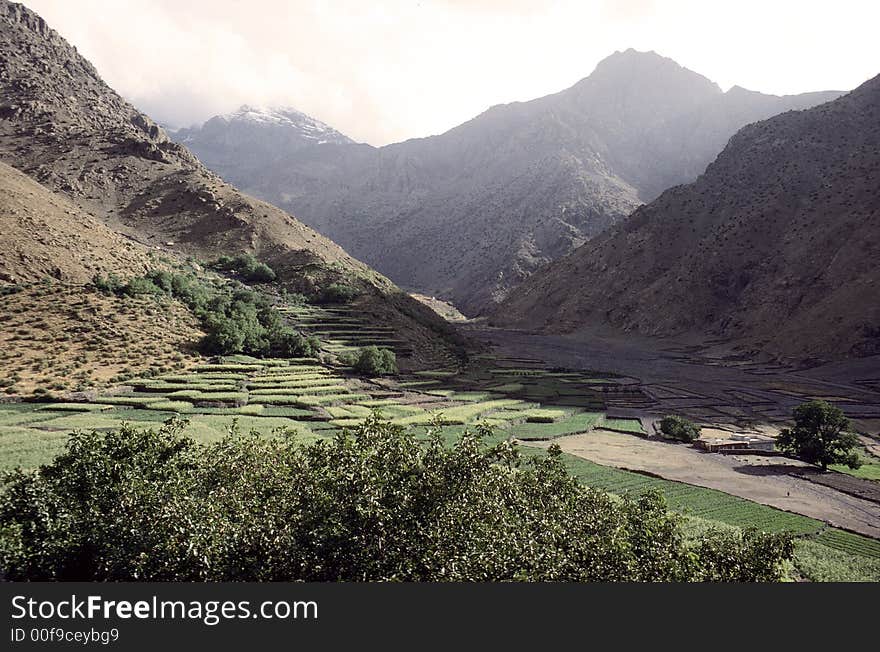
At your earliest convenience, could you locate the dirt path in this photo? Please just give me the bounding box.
[530,431,880,539]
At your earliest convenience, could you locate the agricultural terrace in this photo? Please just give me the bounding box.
[1,349,879,581]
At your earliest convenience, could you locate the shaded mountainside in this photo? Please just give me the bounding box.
[179,49,842,314]
[0,0,464,366]
[494,75,880,362]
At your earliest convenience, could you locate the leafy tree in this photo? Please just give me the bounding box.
[348,346,397,376]
[659,415,701,442]
[269,329,321,358]
[776,400,861,470]
[0,417,794,581]
[200,315,246,355]
[145,269,173,293]
[90,273,123,294]
[121,276,163,297]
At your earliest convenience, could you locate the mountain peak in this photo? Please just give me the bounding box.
[605,47,662,61]
[587,48,722,95]
[209,104,353,144]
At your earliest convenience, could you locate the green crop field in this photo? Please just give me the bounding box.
[600,418,646,434]
[246,378,339,389]
[3,348,879,583]
[36,403,112,412]
[145,400,193,412]
[249,385,349,396]
[506,412,604,439]
[811,528,880,559]
[830,449,880,481]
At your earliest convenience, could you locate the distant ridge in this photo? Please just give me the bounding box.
[493,74,880,362]
[179,49,844,314]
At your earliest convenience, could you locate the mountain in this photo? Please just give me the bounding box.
[493,74,880,362]
[178,49,843,314]
[0,0,463,367]
[172,105,354,190]
[0,160,155,283]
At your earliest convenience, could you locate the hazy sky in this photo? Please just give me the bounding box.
[23,0,880,145]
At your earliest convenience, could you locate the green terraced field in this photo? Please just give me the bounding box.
[506,412,604,439]
[600,418,646,434]
[36,403,112,412]
[145,400,193,412]
[831,450,880,481]
[4,347,879,582]
[249,385,350,396]
[812,528,880,559]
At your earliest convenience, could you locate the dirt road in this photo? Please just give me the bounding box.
[530,430,880,538]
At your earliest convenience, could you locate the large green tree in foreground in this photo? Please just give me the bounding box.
[0,417,793,581]
[776,400,861,470]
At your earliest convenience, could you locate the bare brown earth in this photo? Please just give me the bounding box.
[0,284,202,396]
[529,431,880,539]
[0,161,156,283]
[409,293,470,323]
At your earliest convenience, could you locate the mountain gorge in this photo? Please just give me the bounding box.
[494,75,880,362]
[179,50,842,314]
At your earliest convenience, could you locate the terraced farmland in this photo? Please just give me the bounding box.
[4,346,879,581]
[279,304,416,361]
[527,448,880,563]
[0,353,627,472]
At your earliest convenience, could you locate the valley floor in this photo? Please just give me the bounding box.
[3,301,880,579]
[470,325,880,539]
[470,326,880,434]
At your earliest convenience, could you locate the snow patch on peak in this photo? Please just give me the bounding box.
[219,105,350,143]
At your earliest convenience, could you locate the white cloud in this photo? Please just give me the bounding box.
[21,0,880,145]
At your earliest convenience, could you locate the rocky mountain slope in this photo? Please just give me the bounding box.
[179,50,842,314]
[0,161,156,283]
[0,0,463,366]
[493,75,880,362]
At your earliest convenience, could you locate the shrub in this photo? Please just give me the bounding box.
[0,418,794,581]
[659,415,700,442]
[120,276,164,297]
[90,273,123,294]
[210,254,276,283]
[94,269,319,360]
[279,288,307,305]
[348,346,397,376]
[317,283,359,304]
